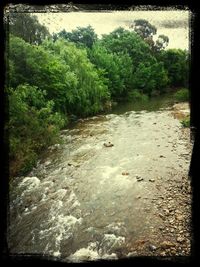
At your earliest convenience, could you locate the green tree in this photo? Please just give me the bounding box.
[8,84,65,176]
[55,25,98,48]
[88,44,133,98]
[99,27,168,96]
[8,35,78,113]
[154,34,169,52]
[42,39,110,115]
[160,49,189,87]
[100,27,155,71]
[132,19,157,39]
[8,13,50,45]
[132,62,168,95]
[130,20,169,52]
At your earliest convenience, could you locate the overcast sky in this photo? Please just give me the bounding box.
[36,10,190,50]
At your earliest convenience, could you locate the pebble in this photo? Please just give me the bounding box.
[127,251,137,257]
[158,213,164,218]
[44,160,51,166]
[149,244,157,251]
[176,215,184,221]
[160,241,175,249]
[149,179,155,182]
[177,237,185,243]
[163,208,170,214]
[160,252,166,256]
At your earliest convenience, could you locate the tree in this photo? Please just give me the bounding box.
[42,39,110,115]
[100,27,155,71]
[88,44,133,98]
[160,49,189,87]
[55,25,98,48]
[8,84,65,176]
[8,35,78,113]
[130,20,169,52]
[8,13,50,45]
[132,62,168,95]
[154,35,169,52]
[132,19,157,39]
[99,27,169,96]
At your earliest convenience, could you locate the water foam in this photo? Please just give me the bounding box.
[19,177,40,191]
[67,240,119,262]
[67,242,100,262]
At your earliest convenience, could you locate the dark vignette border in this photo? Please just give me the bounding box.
[1,0,199,266]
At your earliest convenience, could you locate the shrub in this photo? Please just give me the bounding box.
[174,88,189,102]
[128,89,149,102]
[181,116,190,127]
[8,84,66,178]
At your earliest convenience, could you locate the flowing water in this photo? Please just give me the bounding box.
[8,94,191,262]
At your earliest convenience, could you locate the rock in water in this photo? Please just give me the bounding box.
[122,172,129,176]
[103,142,114,147]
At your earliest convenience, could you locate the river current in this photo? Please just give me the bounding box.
[8,96,191,262]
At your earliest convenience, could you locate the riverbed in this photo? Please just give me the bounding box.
[8,96,192,262]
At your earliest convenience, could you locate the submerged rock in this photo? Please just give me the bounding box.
[149,179,155,182]
[136,176,144,182]
[122,172,129,176]
[103,142,114,147]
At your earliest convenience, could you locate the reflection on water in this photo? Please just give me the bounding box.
[111,93,175,115]
[8,95,191,262]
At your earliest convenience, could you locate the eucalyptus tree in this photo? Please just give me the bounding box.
[130,19,169,52]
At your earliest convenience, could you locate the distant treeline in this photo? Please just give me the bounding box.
[6,13,189,177]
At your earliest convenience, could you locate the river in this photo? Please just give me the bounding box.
[8,94,192,262]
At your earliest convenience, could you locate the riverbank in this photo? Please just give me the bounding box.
[9,90,189,179]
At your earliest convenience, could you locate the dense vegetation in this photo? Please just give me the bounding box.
[6,14,189,177]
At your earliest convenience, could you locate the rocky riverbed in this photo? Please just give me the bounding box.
[8,101,192,262]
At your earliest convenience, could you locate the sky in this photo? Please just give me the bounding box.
[36,10,190,50]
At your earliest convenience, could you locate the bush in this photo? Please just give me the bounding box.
[174,88,189,102]
[8,84,66,178]
[181,116,190,127]
[128,89,149,102]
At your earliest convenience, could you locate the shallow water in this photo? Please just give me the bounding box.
[8,96,191,262]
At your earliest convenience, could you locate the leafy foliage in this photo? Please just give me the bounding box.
[100,27,154,69]
[9,35,79,113]
[42,39,110,115]
[174,88,189,102]
[54,25,97,48]
[132,62,168,95]
[130,20,169,52]
[88,43,133,98]
[159,49,189,87]
[181,116,190,128]
[8,13,50,45]
[133,19,157,39]
[127,89,149,102]
[6,18,189,177]
[8,84,65,176]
